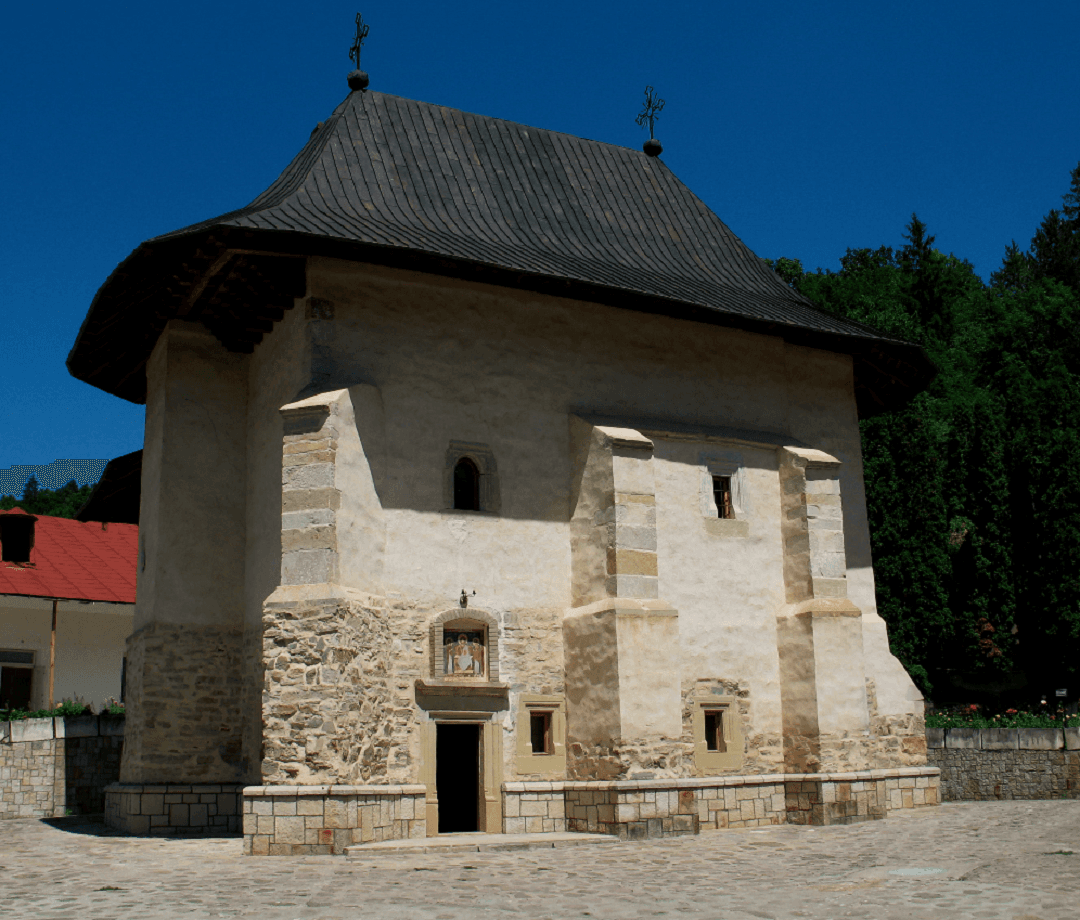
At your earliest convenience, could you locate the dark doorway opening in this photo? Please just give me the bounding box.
[436,722,480,833]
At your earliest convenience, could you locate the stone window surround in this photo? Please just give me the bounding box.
[699,453,749,538]
[443,441,500,514]
[692,696,745,773]
[428,608,500,683]
[515,694,567,776]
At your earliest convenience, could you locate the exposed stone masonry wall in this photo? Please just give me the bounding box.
[261,590,420,785]
[243,784,426,855]
[120,622,244,784]
[1,715,124,819]
[864,679,929,768]
[262,586,567,787]
[501,605,566,779]
[567,737,689,782]
[105,783,242,835]
[928,728,1080,801]
[66,734,124,814]
[505,767,939,840]
[2,724,63,819]
[566,678,919,782]
[930,750,1080,801]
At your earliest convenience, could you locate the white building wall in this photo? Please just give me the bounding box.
[247,259,918,746]
[0,597,131,710]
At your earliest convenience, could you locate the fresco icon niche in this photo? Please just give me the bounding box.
[442,621,487,679]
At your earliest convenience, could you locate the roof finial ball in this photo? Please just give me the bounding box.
[348,12,371,92]
[636,85,665,157]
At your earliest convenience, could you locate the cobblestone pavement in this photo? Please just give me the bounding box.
[1,802,1078,920]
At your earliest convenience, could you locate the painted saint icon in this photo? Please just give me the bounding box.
[445,631,485,677]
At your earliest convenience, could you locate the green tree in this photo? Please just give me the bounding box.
[773,196,1080,702]
[0,479,96,518]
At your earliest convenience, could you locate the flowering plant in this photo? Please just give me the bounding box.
[926,704,1080,729]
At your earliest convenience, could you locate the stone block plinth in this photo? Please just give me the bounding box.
[105,783,242,836]
[242,785,427,855]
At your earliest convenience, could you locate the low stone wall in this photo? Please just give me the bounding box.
[105,783,243,835]
[0,715,124,819]
[242,785,427,855]
[504,767,939,840]
[928,727,1080,801]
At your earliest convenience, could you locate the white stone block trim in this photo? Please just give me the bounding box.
[502,766,939,794]
[243,784,428,796]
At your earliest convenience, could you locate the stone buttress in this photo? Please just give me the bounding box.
[105,321,249,836]
[564,418,683,780]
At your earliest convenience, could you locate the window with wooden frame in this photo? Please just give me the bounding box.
[712,475,734,519]
[529,710,553,755]
[700,456,748,537]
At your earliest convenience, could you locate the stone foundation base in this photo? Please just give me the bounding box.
[242,785,427,855]
[506,767,939,839]
[233,769,937,854]
[104,783,242,835]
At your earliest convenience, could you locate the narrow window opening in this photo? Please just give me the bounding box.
[453,457,481,511]
[529,711,553,754]
[704,710,727,752]
[712,476,733,519]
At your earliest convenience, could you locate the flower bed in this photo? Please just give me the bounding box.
[0,699,124,722]
[926,704,1079,729]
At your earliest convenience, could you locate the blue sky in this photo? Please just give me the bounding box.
[2,1,1078,485]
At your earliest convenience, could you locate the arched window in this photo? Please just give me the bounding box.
[453,457,480,511]
[444,441,499,514]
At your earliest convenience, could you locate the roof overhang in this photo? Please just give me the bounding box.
[68,224,935,416]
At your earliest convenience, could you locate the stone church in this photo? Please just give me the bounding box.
[68,72,940,853]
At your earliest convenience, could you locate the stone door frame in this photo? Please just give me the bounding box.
[419,710,503,835]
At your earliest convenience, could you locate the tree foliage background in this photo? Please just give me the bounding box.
[770,162,1080,706]
[0,477,95,518]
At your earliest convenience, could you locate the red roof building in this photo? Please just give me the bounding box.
[1,508,136,712]
[0,508,137,603]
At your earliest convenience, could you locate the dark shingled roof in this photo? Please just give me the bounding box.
[68,89,933,412]
[75,450,141,525]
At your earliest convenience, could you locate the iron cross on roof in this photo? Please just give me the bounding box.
[348,13,371,92]
[636,85,665,157]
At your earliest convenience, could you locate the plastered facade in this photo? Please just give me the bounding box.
[107,257,934,847]
[0,597,131,711]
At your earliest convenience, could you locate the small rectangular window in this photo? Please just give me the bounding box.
[1,665,33,711]
[529,711,553,754]
[704,710,727,753]
[712,476,733,519]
